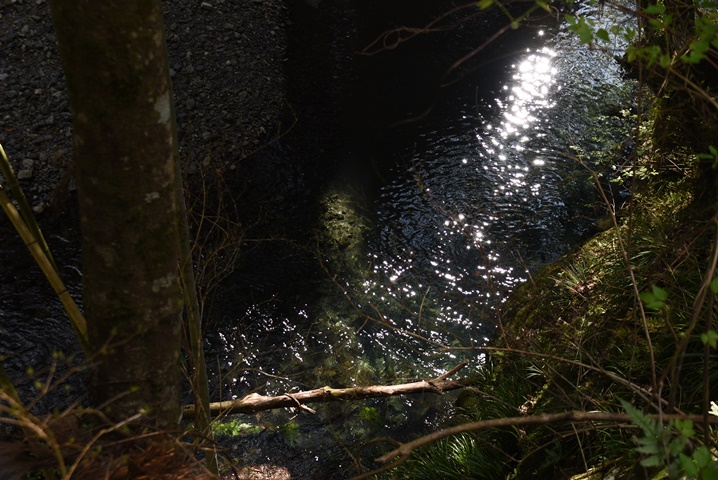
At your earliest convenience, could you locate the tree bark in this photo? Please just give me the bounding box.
[49,0,182,429]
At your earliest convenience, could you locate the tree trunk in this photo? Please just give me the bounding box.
[49,0,182,429]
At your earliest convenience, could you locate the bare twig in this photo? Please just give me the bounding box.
[185,362,471,417]
[357,411,718,479]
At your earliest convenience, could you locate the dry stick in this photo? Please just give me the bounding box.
[0,188,89,354]
[360,2,480,55]
[0,391,68,476]
[64,412,143,480]
[174,151,217,475]
[358,411,718,478]
[185,362,471,417]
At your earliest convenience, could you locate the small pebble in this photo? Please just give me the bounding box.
[17,169,33,180]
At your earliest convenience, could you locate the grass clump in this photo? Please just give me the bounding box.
[384,122,717,478]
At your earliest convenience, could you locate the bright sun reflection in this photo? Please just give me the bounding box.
[365,45,560,349]
[499,47,557,139]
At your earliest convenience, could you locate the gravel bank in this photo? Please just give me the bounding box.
[0,0,288,211]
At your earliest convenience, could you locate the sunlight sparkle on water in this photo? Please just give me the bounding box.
[363,44,563,355]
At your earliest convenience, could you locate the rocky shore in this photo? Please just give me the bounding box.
[0,0,288,211]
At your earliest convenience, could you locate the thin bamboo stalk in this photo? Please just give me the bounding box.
[0,362,21,404]
[0,187,89,354]
[0,143,58,272]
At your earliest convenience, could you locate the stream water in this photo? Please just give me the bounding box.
[0,1,635,478]
[204,2,635,477]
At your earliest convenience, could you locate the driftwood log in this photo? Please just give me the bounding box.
[184,361,471,417]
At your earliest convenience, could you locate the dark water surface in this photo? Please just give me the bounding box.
[204,2,634,476]
[0,1,633,477]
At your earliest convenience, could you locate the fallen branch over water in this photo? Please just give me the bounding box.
[183,361,471,417]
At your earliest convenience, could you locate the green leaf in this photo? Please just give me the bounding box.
[621,399,661,436]
[679,452,700,477]
[640,285,668,310]
[682,50,707,64]
[636,442,661,455]
[649,18,666,29]
[644,3,666,15]
[566,15,594,44]
[640,454,664,467]
[643,45,663,66]
[675,419,695,438]
[477,0,494,9]
[668,436,687,456]
[702,465,718,480]
[596,28,610,42]
[626,45,638,62]
[697,146,718,161]
[693,445,712,469]
[700,330,718,349]
[577,25,593,43]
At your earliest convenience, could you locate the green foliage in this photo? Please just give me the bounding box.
[477,0,494,10]
[358,406,382,426]
[212,418,263,437]
[566,0,718,74]
[622,399,718,478]
[682,19,718,64]
[697,146,718,169]
[700,330,718,349]
[640,285,669,310]
[382,432,509,480]
[279,419,300,445]
[564,14,596,44]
